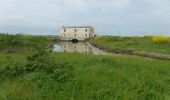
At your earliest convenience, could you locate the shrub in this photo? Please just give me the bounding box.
[0,51,74,83]
[144,35,170,43]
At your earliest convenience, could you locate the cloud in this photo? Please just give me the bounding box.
[0,0,170,35]
[111,0,131,9]
[64,0,88,12]
[147,0,170,16]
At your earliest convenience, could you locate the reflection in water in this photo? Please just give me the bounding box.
[53,42,119,56]
[53,42,92,54]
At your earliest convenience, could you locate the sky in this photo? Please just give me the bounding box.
[0,0,170,36]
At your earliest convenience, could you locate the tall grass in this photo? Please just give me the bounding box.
[0,52,170,100]
[0,33,47,53]
[0,33,47,47]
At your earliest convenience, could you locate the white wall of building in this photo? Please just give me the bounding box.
[59,26,95,41]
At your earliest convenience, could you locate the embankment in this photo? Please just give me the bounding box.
[88,36,170,60]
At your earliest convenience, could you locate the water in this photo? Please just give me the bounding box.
[53,42,92,53]
[53,42,117,56]
[53,42,170,60]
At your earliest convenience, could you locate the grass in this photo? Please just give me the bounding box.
[52,53,170,100]
[0,34,47,53]
[88,36,170,60]
[0,52,170,100]
[0,34,170,100]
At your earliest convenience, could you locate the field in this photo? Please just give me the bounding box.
[0,34,170,100]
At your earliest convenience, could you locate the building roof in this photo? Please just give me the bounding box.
[60,26,94,29]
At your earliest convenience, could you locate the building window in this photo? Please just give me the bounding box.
[85,34,87,37]
[75,29,77,32]
[64,29,66,32]
[64,34,65,37]
[75,34,76,37]
[85,29,88,32]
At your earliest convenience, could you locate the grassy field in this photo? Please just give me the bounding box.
[0,34,170,100]
[88,36,170,60]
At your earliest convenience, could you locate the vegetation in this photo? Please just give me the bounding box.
[88,36,170,60]
[0,34,46,47]
[0,34,47,54]
[0,34,170,100]
[0,52,170,100]
[144,35,170,43]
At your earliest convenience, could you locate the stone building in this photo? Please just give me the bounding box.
[59,26,95,41]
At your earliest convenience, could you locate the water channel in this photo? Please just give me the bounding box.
[53,42,170,60]
[53,42,118,56]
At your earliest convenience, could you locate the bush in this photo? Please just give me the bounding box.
[144,35,170,43]
[0,51,74,83]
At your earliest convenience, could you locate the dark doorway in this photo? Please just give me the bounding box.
[71,39,78,43]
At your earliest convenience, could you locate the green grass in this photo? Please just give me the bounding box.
[53,53,170,100]
[0,34,47,53]
[88,36,170,55]
[0,52,170,100]
[0,34,170,100]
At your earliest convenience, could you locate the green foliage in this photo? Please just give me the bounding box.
[0,34,45,46]
[0,51,75,99]
[0,52,170,100]
[45,53,170,99]
[0,33,47,53]
[0,51,73,82]
[0,34,170,99]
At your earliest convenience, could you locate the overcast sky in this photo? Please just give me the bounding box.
[0,0,170,36]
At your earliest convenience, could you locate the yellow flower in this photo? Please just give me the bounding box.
[145,35,170,43]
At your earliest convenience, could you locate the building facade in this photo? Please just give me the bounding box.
[59,26,95,41]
